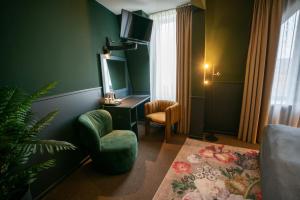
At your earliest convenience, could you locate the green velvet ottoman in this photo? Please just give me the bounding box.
[78,109,138,174]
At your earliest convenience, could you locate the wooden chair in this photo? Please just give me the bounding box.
[144,100,180,142]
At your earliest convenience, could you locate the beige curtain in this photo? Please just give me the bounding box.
[238,0,284,144]
[176,6,192,134]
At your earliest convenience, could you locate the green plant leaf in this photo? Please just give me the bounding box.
[0,82,78,200]
[22,139,76,154]
[0,88,16,117]
[30,82,58,99]
[27,111,58,136]
[0,88,28,123]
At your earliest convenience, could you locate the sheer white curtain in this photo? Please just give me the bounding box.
[149,10,177,101]
[269,0,300,127]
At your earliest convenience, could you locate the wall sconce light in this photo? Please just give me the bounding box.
[203,63,221,85]
[102,46,111,59]
[212,67,221,77]
[203,63,210,85]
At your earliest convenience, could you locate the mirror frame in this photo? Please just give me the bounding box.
[100,54,131,98]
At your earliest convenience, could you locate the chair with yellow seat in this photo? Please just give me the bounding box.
[144,100,180,142]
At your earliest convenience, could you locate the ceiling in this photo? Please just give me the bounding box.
[96,0,190,15]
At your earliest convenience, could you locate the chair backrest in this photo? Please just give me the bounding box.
[145,100,176,115]
[78,109,113,138]
[157,100,176,112]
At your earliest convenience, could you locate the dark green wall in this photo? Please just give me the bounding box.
[205,0,253,82]
[204,0,253,134]
[191,8,206,97]
[0,0,124,95]
[126,44,150,94]
[190,7,206,136]
[125,10,150,95]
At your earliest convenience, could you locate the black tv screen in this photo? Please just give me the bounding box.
[120,9,153,43]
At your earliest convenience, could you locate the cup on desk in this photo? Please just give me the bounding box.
[104,92,117,104]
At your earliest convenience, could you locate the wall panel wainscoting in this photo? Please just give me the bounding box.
[204,82,244,135]
[30,87,102,199]
[189,96,205,137]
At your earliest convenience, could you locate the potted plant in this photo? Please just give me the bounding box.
[0,82,76,200]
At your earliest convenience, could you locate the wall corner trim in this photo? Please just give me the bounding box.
[36,87,102,102]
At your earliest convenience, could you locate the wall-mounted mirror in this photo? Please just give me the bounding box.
[100,55,131,99]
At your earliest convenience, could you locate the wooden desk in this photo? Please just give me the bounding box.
[102,95,150,139]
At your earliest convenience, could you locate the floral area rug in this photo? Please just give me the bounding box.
[153,138,261,200]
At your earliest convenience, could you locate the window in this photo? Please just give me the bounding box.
[269,3,300,127]
[271,10,300,105]
[149,10,177,101]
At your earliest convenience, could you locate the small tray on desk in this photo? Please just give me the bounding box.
[103,101,121,106]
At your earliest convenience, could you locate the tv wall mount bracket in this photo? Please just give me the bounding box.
[104,37,138,52]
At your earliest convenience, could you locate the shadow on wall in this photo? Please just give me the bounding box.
[87,0,126,89]
[126,44,151,95]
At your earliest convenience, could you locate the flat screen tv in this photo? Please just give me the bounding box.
[120,9,153,43]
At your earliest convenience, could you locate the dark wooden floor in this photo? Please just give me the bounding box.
[43,123,259,200]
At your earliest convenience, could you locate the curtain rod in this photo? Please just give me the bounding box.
[149,3,192,15]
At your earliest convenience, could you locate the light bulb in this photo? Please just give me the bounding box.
[204,63,209,69]
[104,53,111,59]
